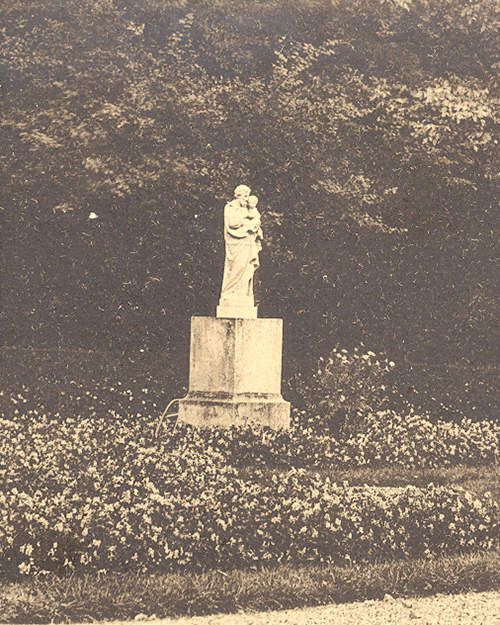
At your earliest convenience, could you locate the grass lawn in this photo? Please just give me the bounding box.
[1,551,498,623]
[1,463,498,624]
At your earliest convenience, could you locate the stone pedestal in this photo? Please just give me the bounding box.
[178,317,290,429]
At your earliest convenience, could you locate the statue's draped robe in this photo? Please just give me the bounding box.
[220,200,261,300]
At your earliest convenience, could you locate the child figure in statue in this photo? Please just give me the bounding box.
[247,195,263,252]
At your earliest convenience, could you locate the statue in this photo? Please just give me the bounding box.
[217,184,263,318]
[179,183,290,429]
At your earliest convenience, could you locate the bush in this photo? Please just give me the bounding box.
[289,346,397,436]
[0,409,497,578]
[177,410,499,470]
[2,1,498,422]
[339,410,499,468]
[1,379,498,473]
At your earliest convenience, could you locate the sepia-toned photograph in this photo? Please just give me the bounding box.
[0,1,498,623]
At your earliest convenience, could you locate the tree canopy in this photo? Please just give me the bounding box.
[1,0,498,416]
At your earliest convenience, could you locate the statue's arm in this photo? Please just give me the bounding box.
[225,203,249,238]
[245,213,261,233]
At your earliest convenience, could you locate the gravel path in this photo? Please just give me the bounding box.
[85,591,499,625]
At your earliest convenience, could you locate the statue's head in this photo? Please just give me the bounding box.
[248,195,259,208]
[234,184,251,199]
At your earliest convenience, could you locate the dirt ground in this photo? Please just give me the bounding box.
[78,590,499,625]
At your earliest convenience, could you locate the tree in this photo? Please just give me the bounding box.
[1,0,497,417]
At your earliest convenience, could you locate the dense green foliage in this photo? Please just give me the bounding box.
[1,413,497,579]
[2,348,498,469]
[1,0,498,416]
[1,379,498,578]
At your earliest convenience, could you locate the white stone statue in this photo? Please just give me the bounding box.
[216,184,263,319]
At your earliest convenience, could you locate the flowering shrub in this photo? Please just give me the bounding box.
[0,409,498,578]
[1,372,498,579]
[339,410,499,468]
[177,410,499,470]
[0,375,169,424]
[289,346,398,436]
[1,380,498,473]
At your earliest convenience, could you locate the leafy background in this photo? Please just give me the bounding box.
[1,0,498,418]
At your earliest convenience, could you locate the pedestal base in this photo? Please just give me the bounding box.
[178,317,290,429]
[179,395,290,429]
